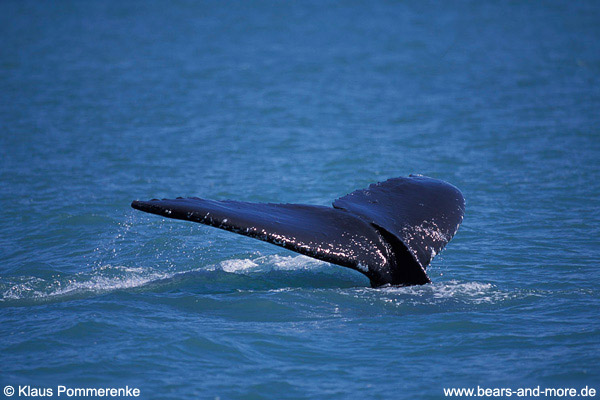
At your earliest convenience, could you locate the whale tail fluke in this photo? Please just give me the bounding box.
[131,175,465,287]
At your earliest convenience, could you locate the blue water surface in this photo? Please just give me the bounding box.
[1,1,599,399]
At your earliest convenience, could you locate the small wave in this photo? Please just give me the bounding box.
[343,279,516,309]
[1,255,509,308]
[255,254,328,270]
[219,259,259,273]
[0,265,176,302]
[0,255,327,303]
[209,254,327,273]
[393,280,505,304]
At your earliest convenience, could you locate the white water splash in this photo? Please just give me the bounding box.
[373,280,513,305]
[256,254,327,270]
[205,254,326,273]
[220,259,258,272]
[0,255,325,302]
[1,265,174,302]
[1,255,508,308]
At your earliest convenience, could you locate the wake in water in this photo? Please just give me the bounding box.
[0,255,327,303]
[0,265,172,302]
[0,254,518,310]
[362,280,515,306]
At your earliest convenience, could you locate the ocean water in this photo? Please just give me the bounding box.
[1,1,599,399]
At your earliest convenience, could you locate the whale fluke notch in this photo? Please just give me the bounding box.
[131,175,465,287]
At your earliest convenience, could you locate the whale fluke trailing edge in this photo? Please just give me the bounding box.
[131,175,465,287]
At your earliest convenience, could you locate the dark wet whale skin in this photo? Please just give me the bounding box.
[132,175,465,287]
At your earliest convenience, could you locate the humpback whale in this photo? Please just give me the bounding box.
[131,175,465,287]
